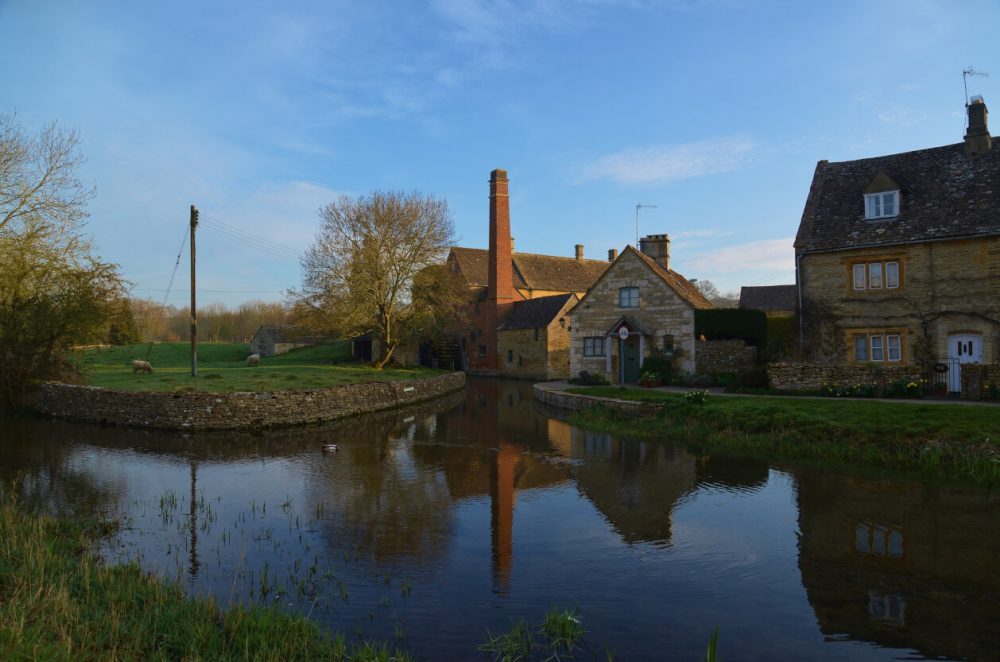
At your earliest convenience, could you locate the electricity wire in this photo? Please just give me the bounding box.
[142,226,189,362]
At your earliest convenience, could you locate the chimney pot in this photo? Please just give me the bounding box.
[965,97,992,154]
[575,244,584,261]
[608,248,618,262]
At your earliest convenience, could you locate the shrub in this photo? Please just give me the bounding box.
[682,373,713,388]
[684,389,710,405]
[710,372,737,387]
[695,309,768,347]
[570,370,609,386]
[638,370,661,387]
[819,383,876,398]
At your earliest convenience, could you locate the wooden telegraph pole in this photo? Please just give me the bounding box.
[190,205,199,377]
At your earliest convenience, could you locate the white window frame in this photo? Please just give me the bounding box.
[868,262,883,289]
[886,334,901,362]
[853,264,867,290]
[854,335,868,361]
[865,190,899,219]
[885,261,899,289]
[583,336,606,357]
[870,335,884,361]
[618,286,639,308]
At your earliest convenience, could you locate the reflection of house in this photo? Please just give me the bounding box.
[739,285,796,317]
[447,169,611,378]
[568,241,712,383]
[794,98,1000,389]
[795,470,1000,660]
[249,325,331,357]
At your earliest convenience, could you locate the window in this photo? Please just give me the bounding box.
[507,350,513,363]
[851,260,900,290]
[865,191,899,219]
[478,345,486,358]
[852,332,903,362]
[662,334,674,350]
[583,337,606,357]
[534,328,539,341]
[618,286,639,308]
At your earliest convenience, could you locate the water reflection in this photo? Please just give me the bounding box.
[795,470,1000,659]
[1,380,997,659]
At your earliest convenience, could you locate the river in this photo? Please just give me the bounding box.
[2,377,997,660]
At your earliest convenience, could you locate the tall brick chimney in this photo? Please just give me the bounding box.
[575,244,584,261]
[608,248,618,262]
[487,169,514,302]
[639,234,671,271]
[965,96,992,154]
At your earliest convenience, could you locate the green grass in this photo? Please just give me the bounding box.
[0,488,413,661]
[567,386,1000,484]
[71,342,438,393]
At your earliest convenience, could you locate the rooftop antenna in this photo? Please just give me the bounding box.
[963,67,989,108]
[635,203,657,246]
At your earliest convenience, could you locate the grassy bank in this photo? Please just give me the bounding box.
[0,491,412,661]
[567,387,1000,484]
[73,343,437,393]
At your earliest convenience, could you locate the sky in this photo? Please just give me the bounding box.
[2,0,999,307]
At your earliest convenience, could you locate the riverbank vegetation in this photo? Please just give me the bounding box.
[75,342,437,393]
[567,387,1000,484]
[0,488,414,661]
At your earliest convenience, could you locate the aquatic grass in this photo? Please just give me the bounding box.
[567,388,1000,484]
[0,486,416,661]
[480,608,595,662]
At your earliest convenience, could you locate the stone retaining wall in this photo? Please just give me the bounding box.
[768,362,922,391]
[962,364,1000,400]
[31,372,466,430]
[533,383,661,417]
[696,339,757,375]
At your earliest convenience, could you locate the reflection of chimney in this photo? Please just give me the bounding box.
[488,169,514,301]
[575,244,584,261]
[490,441,519,592]
[639,234,671,271]
[608,248,618,262]
[965,96,992,154]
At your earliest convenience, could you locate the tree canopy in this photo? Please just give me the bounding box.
[0,115,126,408]
[290,191,461,368]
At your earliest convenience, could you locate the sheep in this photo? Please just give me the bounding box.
[131,360,154,374]
[246,353,261,367]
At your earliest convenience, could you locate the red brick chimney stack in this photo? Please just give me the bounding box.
[488,169,514,302]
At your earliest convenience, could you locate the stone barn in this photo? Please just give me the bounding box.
[249,325,330,357]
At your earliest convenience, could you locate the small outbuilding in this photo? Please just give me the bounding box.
[249,325,331,357]
[739,285,797,317]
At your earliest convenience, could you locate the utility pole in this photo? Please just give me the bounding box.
[190,205,199,377]
[635,203,657,246]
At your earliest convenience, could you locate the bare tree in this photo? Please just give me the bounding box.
[290,191,456,368]
[0,115,125,407]
[694,279,739,308]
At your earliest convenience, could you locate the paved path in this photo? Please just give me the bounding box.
[538,380,1000,407]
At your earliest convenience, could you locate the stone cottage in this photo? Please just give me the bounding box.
[794,96,1000,392]
[569,238,713,383]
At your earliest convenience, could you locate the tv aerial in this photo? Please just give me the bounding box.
[963,67,989,107]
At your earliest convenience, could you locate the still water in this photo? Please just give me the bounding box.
[2,377,998,660]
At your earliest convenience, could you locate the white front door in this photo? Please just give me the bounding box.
[947,334,983,392]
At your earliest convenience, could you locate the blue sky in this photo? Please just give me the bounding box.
[2,0,998,306]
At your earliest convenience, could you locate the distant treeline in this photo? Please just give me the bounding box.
[128,299,292,344]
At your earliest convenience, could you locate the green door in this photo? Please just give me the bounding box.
[622,336,641,382]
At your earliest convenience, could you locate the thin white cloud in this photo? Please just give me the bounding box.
[580,137,757,185]
[687,237,794,274]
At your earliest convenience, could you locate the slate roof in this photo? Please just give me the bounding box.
[795,138,1000,253]
[448,247,609,293]
[497,293,576,331]
[739,285,797,311]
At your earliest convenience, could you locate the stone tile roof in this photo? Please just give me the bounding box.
[629,248,715,309]
[448,247,608,293]
[497,293,576,330]
[739,284,797,311]
[795,139,1000,253]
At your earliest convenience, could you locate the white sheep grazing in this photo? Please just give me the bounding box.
[246,353,261,367]
[131,359,154,374]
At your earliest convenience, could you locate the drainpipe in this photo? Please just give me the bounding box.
[796,253,805,347]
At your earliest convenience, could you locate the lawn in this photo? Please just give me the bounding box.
[567,386,1000,483]
[73,342,438,392]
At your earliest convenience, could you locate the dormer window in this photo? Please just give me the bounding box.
[865,191,898,219]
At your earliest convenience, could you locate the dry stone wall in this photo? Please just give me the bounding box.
[31,372,465,430]
[768,362,921,391]
[695,340,756,375]
[961,364,1000,400]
